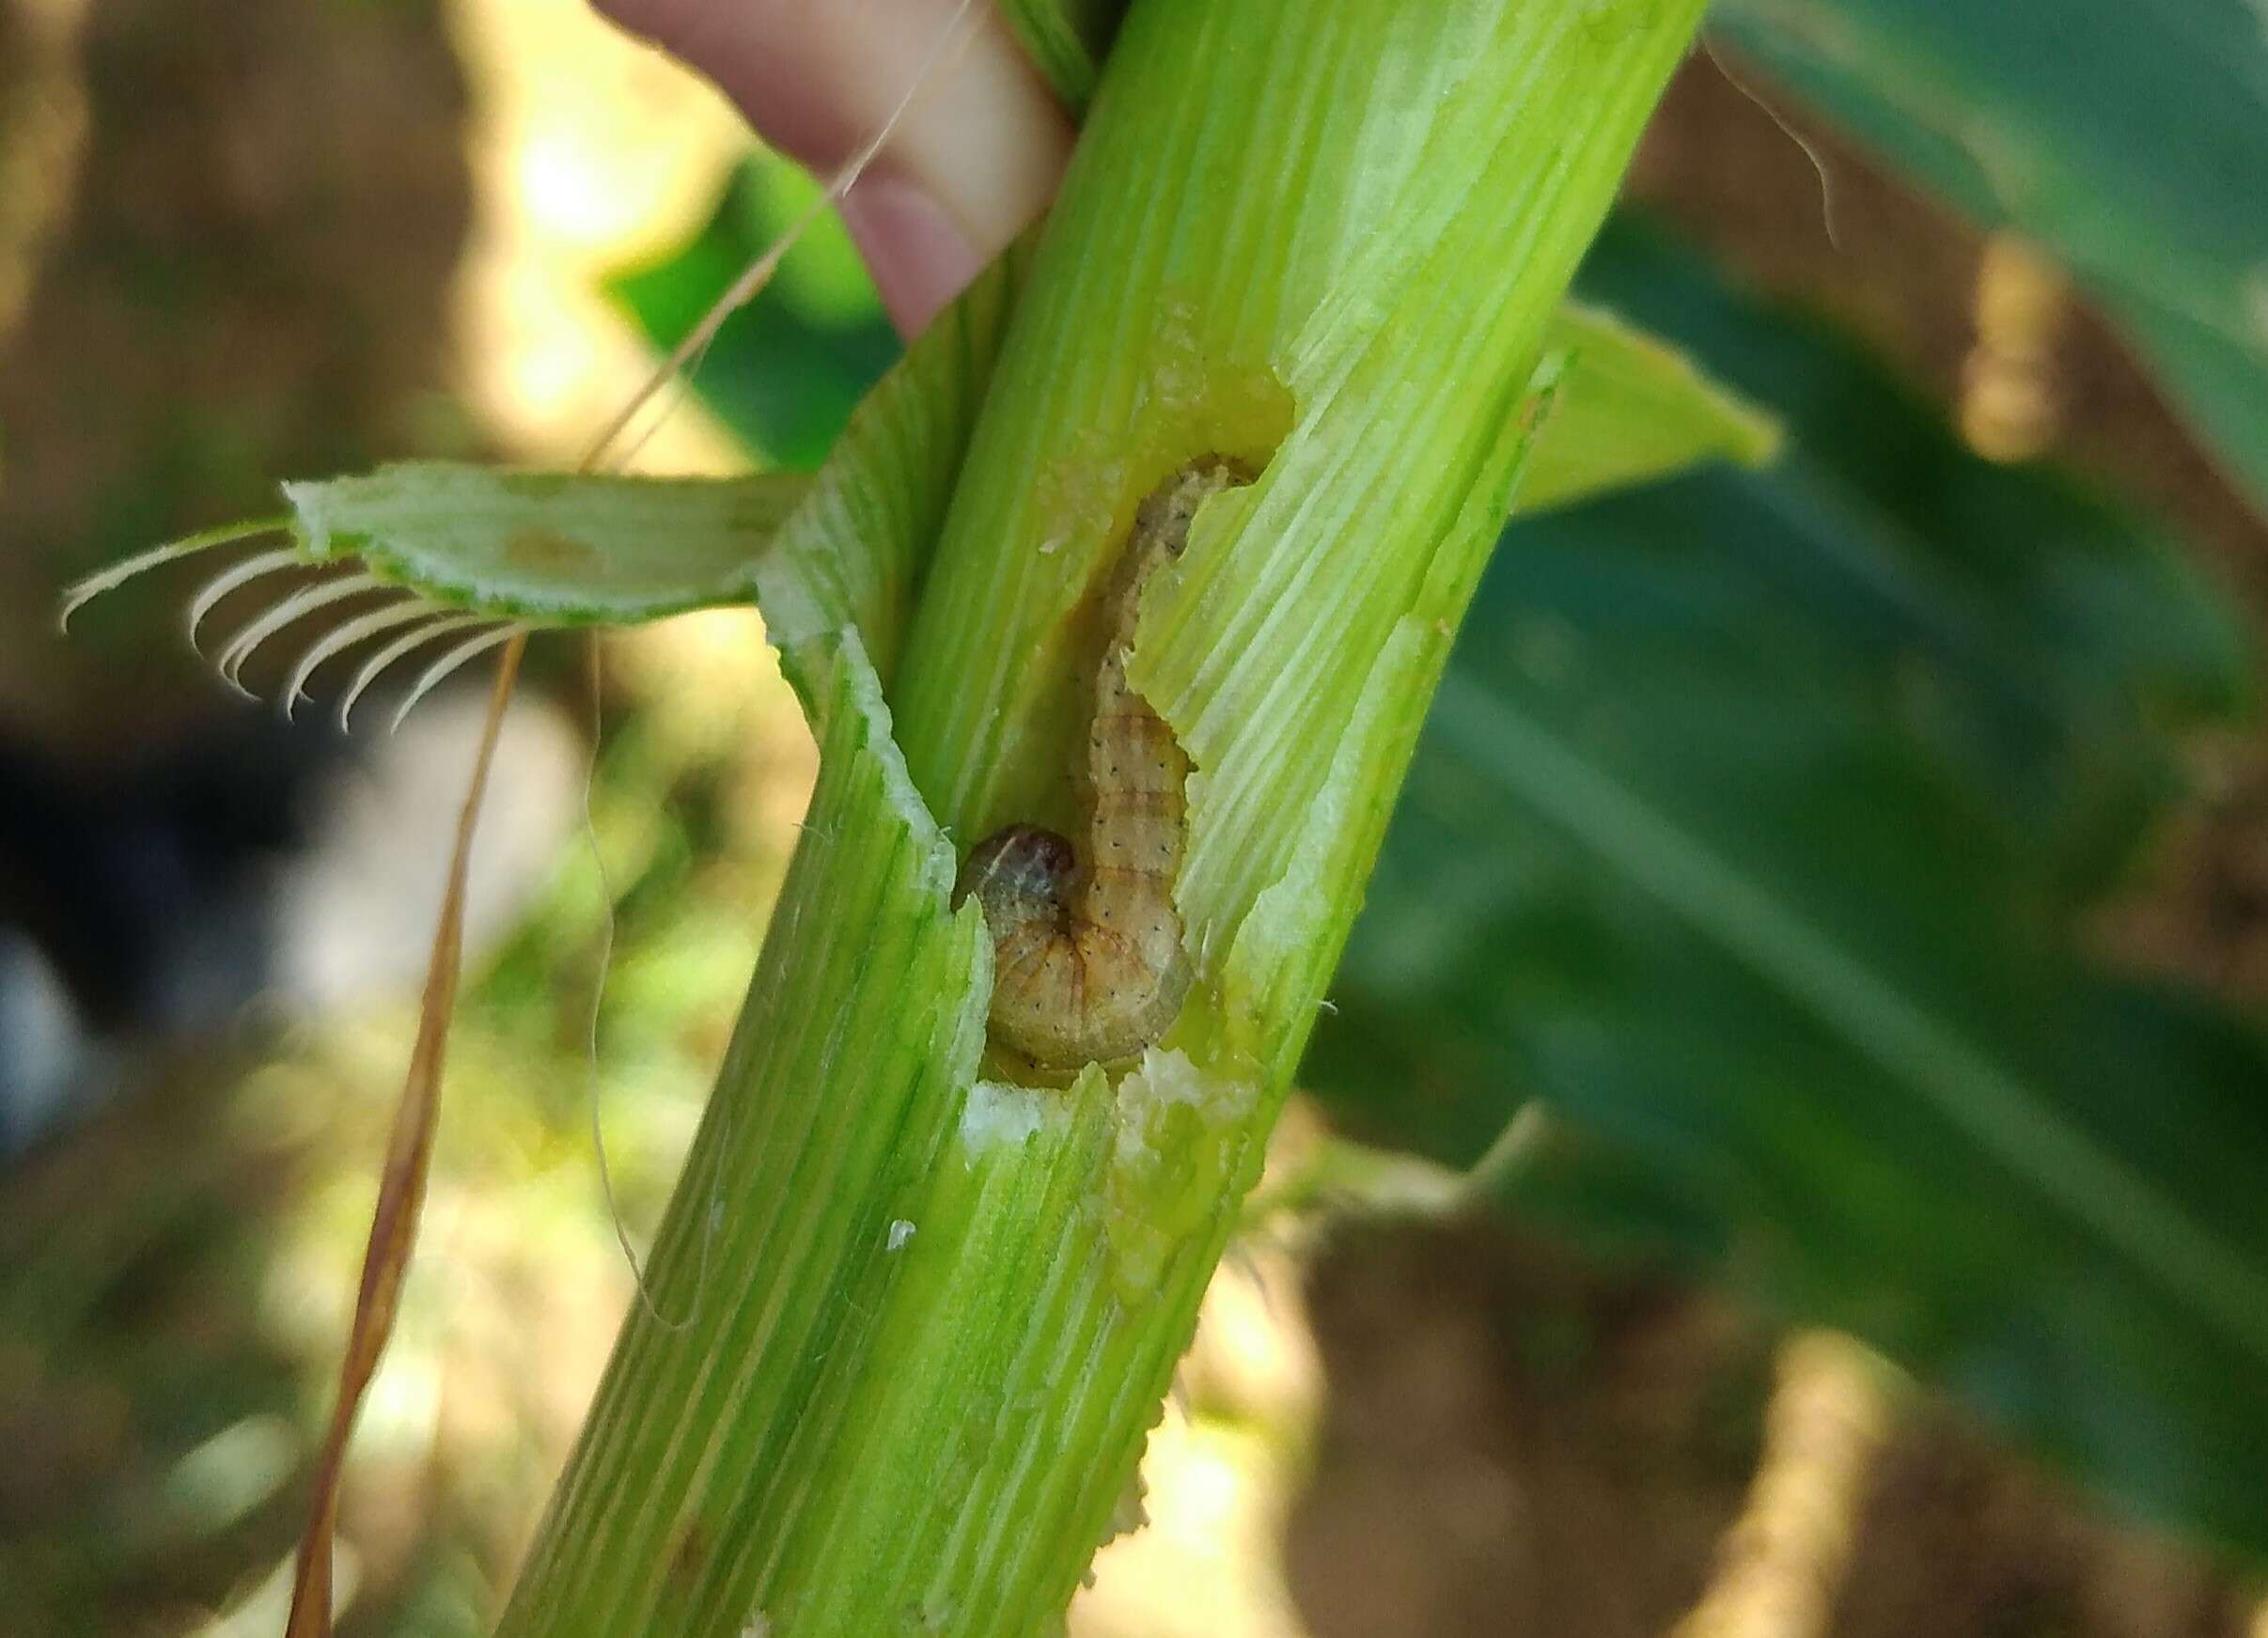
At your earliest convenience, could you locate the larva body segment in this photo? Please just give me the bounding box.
[959,458,1252,1069]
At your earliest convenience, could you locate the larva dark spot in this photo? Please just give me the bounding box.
[956,456,1254,1069]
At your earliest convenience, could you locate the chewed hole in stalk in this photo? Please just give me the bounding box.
[957,457,1255,1071]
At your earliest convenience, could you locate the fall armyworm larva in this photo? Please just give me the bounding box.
[957,456,1253,1069]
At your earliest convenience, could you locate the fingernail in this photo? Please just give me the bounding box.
[837,171,985,340]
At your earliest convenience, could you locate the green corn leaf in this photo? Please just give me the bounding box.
[1524,300,1779,515]
[1304,215,2268,1558]
[281,466,807,626]
[1711,0,2268,523]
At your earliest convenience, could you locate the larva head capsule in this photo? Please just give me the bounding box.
[958,809,1191,1069]
[956,822,1077,941]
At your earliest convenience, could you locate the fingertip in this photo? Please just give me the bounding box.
[601,0,1075,335]
[837,170,987,338]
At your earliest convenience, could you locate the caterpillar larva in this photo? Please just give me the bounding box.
[957,456,1253,1069]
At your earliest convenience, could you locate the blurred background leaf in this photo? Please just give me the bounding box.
[1302,214,2268,1556]
[1710,0,2268,524]
[606,151,897,472]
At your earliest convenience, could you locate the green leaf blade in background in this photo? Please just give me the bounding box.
[1573,216,2254,902]
[1304,216,2268,1557]
[606,154,899,472]
[1710,0,2268,523]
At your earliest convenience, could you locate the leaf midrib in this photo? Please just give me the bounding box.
[1431,667,2268,1365]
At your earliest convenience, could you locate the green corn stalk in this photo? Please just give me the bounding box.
[70,1,1745,1630]
[502,6,1712,1629]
